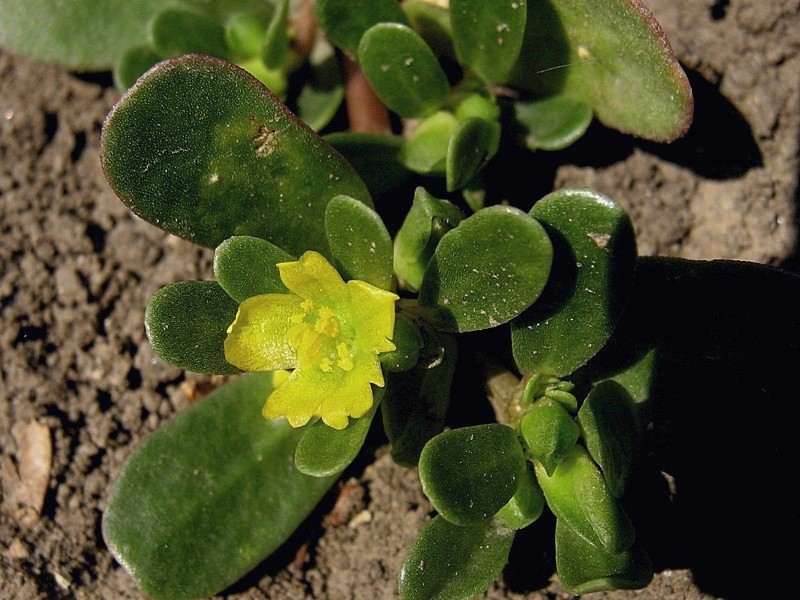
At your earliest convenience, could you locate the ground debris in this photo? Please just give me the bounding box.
[1,420,52,527]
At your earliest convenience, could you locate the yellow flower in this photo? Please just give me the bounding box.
[224,251,398,430]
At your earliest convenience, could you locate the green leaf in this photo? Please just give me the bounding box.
[314,0,410,57]
[101,55,371,256]
[325,133,411,195]
[514,95,593,151]
[295,388,382,477]
[450,0,528,84]
[510,0,692,142]
[382,322,457,466]
[577,381,639,498]
[556,519,653,594]
[325,195,393,290]
[113,45,163,90]
[419,206,553,333]
[512,189,636,376]
[446,117,500,192]
[213,235,293,303]
[225,12,268,57]
[419,424,524,525]
[0,0,179,70]
[496,462,545,530]
[398,516,515,600]
[380,313,424,373]
[403,0,455,59]
[145,281,239,375]
[297,39,345,132]
[261,0,290,69]
[535,445,635,553]
[150,9,229,58]
[520,400,580,476]
[400,111,459,175]
[103,372,337,599]
[393,187,462,292]
[358,23,450,119]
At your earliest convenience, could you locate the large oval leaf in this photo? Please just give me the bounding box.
[145,281,239,375]
[510,0,692,141]
[102,55,371,256]
[419,424,525,525]
[358,23,450,119]
[398,516,515,600]
[419,206,553,332]
[325,195,393,290]
[213,235,293,303]
[512,189,636,376]
[450,0,528,84]
[103,372,337,599]
[325,132,411,196]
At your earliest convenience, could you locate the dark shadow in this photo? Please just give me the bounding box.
[641,69,763,179]
[487,66,763,212]
[502,511,557,592]
[573,257,800,598]
[71,70,116,89]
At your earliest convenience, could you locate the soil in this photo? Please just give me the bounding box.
[1,0,798,598]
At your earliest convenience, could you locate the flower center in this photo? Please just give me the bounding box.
[291,299,354,373]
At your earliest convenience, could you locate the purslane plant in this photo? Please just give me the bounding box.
[7,1,799,599]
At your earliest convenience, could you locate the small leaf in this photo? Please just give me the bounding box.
[577,381,639,497]
[446,117,500,192]
[103,373,337,599]
[393,187,462,292]
[510,0,692,141]
[400,111,459,175]
[297,39,345,132]
[535,445,635,553]
[512,189,636,376]
[520,400,580,476]
[358,23,450,118]
[382,323,457,466]
[514,95,593,151]
[213,235,293,303]
[261,0,290,70]
[295,388,382,477]
[150,9,229,58]
[380,313,424,373]
[101,55,371,256]
[496,462,545,530]
[325,195,393,290]
[419,424,525,525]
[326,132,411,195]
[225,12,268,57]
[114,45,163,90]
[556,519,653,594]
[420,206,553,333]
[398,516,515,600]
[403,0,455,59]
[450,0,528,84]
[145,281,239,375]
[314,0,409,57]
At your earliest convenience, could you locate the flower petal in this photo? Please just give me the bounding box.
[224,294,299,372]
[278,251,347,303]
[262,365,376,430]
[347,279,398,354]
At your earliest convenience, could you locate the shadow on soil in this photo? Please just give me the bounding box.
[567,257,800,599]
